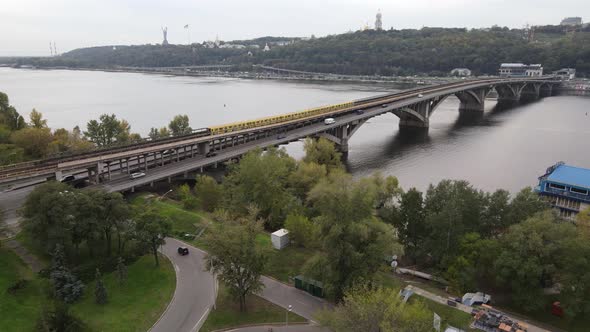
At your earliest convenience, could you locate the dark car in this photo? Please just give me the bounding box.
[355,109,365,115]
[60,175,76,182]
[205,151,217,158]
[177,247,189,255]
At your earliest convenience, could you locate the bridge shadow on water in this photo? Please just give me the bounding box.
[344,98,540,169]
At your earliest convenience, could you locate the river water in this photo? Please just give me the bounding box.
[1,68,589,193]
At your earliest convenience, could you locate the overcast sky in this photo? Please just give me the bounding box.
[0,0,587,56]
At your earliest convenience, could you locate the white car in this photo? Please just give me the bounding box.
[129,172,146,180]
[324,118,336,125]
[417,94,424,98]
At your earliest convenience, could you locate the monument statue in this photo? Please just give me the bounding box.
[162,27,169,45]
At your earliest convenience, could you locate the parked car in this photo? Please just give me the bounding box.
[177,247,189,255]
[129,172,145,180]
[205,151,217,158]
[324,118,336,125]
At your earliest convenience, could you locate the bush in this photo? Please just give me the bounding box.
[6,279,28,295]
[284,214,318,248]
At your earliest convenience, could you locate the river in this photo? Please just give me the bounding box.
[1,68,589,193]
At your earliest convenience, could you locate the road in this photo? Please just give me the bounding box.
[150,238,216,332]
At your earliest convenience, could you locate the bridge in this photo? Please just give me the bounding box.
[0,76,559,193]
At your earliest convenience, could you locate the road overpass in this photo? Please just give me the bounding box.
[0,76,559,194]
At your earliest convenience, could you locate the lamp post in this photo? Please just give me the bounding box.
[286,304,292,326]
[159,189,173,201]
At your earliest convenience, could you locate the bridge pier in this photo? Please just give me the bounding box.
[520,83,541,101]
[496,83,522,103]
[456,87,490,113]
[397,102,431,129]
[54,170,62,181]
[197,142,210,155]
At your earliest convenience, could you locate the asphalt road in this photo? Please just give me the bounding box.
[150,238,216,332]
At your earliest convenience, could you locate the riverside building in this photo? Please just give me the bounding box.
[536,162,590,219]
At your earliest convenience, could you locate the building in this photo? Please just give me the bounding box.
[450,68,472,77]
[263,43,270,52]
[498,63,543,77]
[536,162,590,220]
[375,10,383,30]
[553,68,576,80]
[561,17,583,26]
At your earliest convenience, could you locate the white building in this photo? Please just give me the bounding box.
[263,43,271,52]
[450,68,472,77]
[271,229,289,250]
[561,17,583,26]
[499,63,543,77]
[553,68,576,80]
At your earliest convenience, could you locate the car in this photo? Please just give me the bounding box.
[205,151,217,158]
[177,247,189,255]
[355,109,365,115]
[324,118,336,125]
[417,94,424,98]
[381,104,389,108]
[60,175,76,182]
[129,172,145,179]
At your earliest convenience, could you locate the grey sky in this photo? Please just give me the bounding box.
[0,0,587,56]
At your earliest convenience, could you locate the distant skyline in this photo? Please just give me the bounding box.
[0,0,587,56]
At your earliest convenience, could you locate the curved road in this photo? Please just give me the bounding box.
[150,238,216,332]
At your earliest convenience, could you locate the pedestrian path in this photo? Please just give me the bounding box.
[3,239,45,273]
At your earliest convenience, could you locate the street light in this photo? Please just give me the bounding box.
[286,304,292,326]
[159,189,173,201]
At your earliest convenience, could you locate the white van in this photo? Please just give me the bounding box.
[129,172,146,180]
[324,118,336,125]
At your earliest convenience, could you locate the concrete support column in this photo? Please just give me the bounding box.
[96,162,104,183]
[54,170,62,181]
[144,155,148,171]
[107,163,111,180]
[398,102,430,129]
[457,88,488,113]
[197,141,210,155]
[176,149,179,162]
[126,159,130,174]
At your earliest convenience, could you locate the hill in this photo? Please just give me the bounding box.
[10,25,590,76]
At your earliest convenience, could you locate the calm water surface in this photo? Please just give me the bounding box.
[1,68,589,193]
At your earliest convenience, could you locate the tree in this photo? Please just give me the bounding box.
[507,187,547,225]
[317,284,432,332]
[117,257,128,286]
[224,148,299,229]
[194,175,222,212]
[284,214,318,248]
[49,245,85,304]
[303,138,342,170]
[205,216,267,312]
[305,172,403,300]
[36,301,86,332]
[575,206,590,233]
[148,127,161,140]
[559,232,590,318]
[84,113,130,146]
[481,189,511,236]
[0,91,25,131]
[494,212,576,311]
[29,108,48,128]
[445,233,498,293]
[85,190,131,257]
[94,269,108,305]
[135,210,172,267]
[395,188,426,262]
[158,127,171,137]
[288,161,327,200]
[10,127,53,158]
[177,183,198,210]
[168,114,192,136]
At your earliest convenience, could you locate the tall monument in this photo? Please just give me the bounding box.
[375,10,383,30]
[162,27,169,45]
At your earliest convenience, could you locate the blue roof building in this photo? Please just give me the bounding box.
[536,162,590,219]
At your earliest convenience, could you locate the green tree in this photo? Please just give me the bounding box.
[117,257,128,286]
[288,161,327,200]
[507,187,548,225]
[177,183,198,210]
[494,212,576,311]
[559,233,590,318]
[0,91,25,131]
[481,189,511,236]
[148,127,160,140]
[205,216,267,312]
[284,214,318,248]
[306,172,403,300]
[224,148,299,229]
[50,245,85,304]
[136,210,172,267]
[445,233,498,293]
[10,127,53,158]
[168,114,192,136]
[303,137,342,170]
[317,284,432,332]
[29,108,48,128]
[94,268,108,305]
[158,127,171,137]
[36,301,87,332]
[194,175,223,212]
[84,114,129,147]
[395,188,426,262]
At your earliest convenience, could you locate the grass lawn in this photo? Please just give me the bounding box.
[0,247,47,332]
[200,283,307,332]
[71,254,175,332]
[130,195,204,235]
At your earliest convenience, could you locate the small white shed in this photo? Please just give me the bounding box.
[271,228,289,250]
